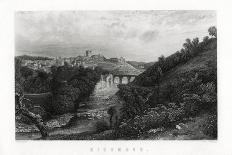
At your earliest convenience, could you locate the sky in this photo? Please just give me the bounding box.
[15,11,216,62]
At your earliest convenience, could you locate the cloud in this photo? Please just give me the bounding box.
[15,11,216,62]
[139,30,159,42]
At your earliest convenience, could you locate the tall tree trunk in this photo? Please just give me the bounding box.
[17,94,48,139]
[20,108,48,139]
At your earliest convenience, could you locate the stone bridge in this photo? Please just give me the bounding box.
[102,63,143,85]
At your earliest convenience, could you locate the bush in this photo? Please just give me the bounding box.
[116,102,188,138]
[167,106,185,122]
[199,82,217,110]
[117,84,153,120]
[201,114,217,138]
[51,65,102,114]
[95,120,110,133]
[116,107,170,138]
[116,71,217,138]
[18,66,52,93]
[52,84,80,114]
[182,93,201,116]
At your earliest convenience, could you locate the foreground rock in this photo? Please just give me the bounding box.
[16,113,75,133]
[45,113,75,129]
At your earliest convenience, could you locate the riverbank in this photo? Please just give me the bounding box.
[16,82,121,140]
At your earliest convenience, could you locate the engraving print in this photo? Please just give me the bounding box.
[15,11,217,140]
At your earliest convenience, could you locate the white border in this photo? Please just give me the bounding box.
[0,0,232,155]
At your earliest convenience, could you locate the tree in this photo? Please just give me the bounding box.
[158,55,166,71]
[183,38,192,51]
[192,37,199,48]
[208,26,217,38]
[203,36,209,43]
[16,93,48,139]
[50,65,102,114]
[15,58,48,139]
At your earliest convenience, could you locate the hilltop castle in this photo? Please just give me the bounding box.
[20,50,127,72]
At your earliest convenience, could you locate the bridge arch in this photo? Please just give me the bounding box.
[112,75,136,84]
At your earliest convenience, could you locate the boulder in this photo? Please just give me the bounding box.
[45,113,75,129]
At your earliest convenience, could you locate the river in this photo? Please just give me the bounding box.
[16,75,121,140]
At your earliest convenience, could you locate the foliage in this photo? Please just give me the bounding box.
[116,26,217,139]
[15,58,51,93]
[52,84,80,114]
[208,26,217,38]
[199,82,217,110]
[117,84,153,120]
[133,33,216,87]
[15,58,24,95]
[51,65,102,114]
[95,120,110,133]
[116,92,216,139]
[201,113,217,138]
[116,104,186,138]
[182,93,201,116]
[15,57,105,114]
[23,70,51,93]
[15,93,48,138]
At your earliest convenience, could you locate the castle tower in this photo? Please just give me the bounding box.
[85,50,92,57]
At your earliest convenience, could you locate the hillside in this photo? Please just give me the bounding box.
[153,43,217,105]
[96,61,119,71]
[115,37,217,140]
[127,61,154,70]
[111,62,143,76]
[95,61,143,75]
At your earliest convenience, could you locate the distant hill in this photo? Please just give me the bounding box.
[15,54,142,75]
[127,61,154,70]
[96,61,142,75]
[111,62,143,76]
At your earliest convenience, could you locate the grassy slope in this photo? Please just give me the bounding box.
[161,48,216,85]
[113,41,217,140]
[137,44,217,139]
[152,46,217,105]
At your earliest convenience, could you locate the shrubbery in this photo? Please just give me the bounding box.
[15,57,106,115]
[133,37,215,87]
[201,113,217,138]
[117,84,153,120]
[15,59,52,94]
[116,103,186,138]
[23,70,51,93]
[51,66,103,114]
[95,120,110,133]
[116,74,217,138]
[116,27,217,139]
